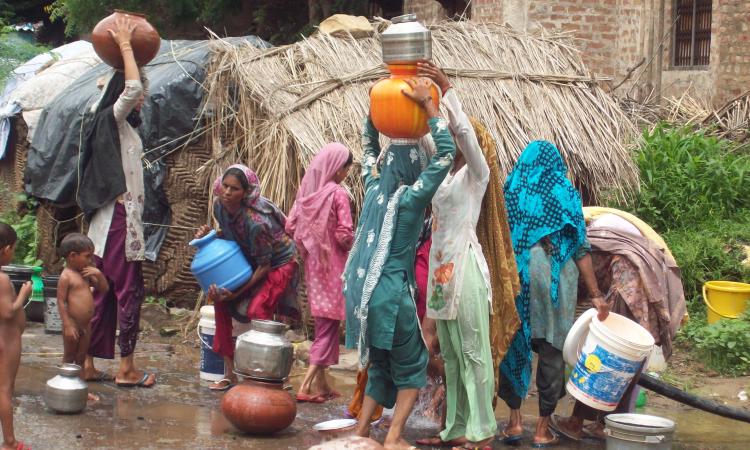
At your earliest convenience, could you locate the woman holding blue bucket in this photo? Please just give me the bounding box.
[498,141,609,448]
[194,164,298,391]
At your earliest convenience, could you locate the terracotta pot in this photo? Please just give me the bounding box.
[369,64,440,139]
[91,10,160,69]
[220,380,296,434]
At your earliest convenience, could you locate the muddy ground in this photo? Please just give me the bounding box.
[13,305,750,449]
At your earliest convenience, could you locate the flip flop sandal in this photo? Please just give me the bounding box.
[208,378,234,391]
[582,423,606,441]
[500,430,524,445]
[530,435,559,448]
[295,392,326,403]
[549,414,582,441]
[116,372,156,388]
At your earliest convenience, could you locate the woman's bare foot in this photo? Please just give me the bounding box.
[452,437,494,449]
[115,369,157,387]
[82,368,113,382]
[416,436,466,446]
[87,392,100,403]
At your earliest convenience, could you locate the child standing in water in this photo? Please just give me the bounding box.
[57,234,109,372]
[0,222,32,450]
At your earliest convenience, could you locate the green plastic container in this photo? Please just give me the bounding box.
[636,389,647,408]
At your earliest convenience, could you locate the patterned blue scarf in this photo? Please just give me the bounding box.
[500,140,587,398]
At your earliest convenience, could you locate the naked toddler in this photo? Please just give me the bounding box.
[0,222,31,450]
[57,234,109,370]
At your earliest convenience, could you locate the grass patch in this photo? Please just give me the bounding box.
[610,123,750,374]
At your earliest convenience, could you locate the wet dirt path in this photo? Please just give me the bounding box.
[15,323,750,449]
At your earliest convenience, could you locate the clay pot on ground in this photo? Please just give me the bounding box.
[220,380,296,434]
[91,10,160,69]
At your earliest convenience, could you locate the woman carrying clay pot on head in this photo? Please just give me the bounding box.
[194,165,299,391]
[286,143,355,403]
[82,16,155,388]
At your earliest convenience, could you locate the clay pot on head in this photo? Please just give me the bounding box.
[220,380,296,434]
[91,10,160,69]
[369,64,440,139]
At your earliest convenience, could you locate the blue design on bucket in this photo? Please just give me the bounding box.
[570,344,641,406]
[199,330,224,375]
[189,230,253,292]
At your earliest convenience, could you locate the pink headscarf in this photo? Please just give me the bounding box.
[287,143,351,266]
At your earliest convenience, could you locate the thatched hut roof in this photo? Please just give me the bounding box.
[202,19,638,211]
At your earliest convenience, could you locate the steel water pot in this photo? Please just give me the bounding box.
[234,320,293,381]
[380,14,432,64]
[44,364,88,414]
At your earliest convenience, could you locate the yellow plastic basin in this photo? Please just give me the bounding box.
[702,281,750,324]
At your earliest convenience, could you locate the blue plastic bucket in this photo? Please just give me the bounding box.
[566,312,654,411]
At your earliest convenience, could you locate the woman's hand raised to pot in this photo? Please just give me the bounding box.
[194,225,211,240]
[107,16,138,47]
[402,77,439,119]
[417,60,451,96]
[208,284,233,303]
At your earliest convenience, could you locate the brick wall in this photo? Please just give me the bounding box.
[472,0,503,22]
[713,0,750,105]
[402,0,749,106]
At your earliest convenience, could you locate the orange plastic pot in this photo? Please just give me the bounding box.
[370,64,440,139]
[91,10,160,69]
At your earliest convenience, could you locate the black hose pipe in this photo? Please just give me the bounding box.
[638,373,750,423]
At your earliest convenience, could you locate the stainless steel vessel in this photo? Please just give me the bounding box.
[44,364,88,414]
[380,14,432,64]
[234,319,293,381]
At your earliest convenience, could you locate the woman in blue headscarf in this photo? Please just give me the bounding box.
[498,141,609,448]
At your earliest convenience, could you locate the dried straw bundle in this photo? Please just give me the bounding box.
[202,20,639,214]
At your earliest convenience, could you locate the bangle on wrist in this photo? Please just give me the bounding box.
[441,84,452,96]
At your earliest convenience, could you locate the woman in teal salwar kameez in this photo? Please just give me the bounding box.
[345,78,456,450]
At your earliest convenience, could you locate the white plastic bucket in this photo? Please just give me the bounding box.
[566,311,655,411]
[198,306,253,382]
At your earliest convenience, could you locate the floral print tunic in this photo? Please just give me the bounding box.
[426,89,491,321]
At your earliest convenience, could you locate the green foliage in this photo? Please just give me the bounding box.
[610,124,750,308]
[679,310,750,376]
[0,193,42,266]
[0,30,51,91]
[48,0,195,36]
[620,123,750,232]
[663,218,750,313]
[47,0,368,44]
[610,123,750,374]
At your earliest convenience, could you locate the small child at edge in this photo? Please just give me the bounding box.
[0,222,32,450]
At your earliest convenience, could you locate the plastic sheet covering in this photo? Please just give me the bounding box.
[25,36,271,261]
[0,41,96,158]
